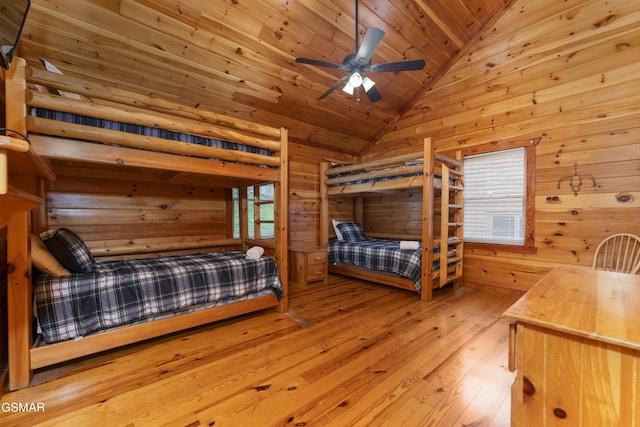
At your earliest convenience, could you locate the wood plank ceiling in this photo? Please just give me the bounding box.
[17,0,513,155]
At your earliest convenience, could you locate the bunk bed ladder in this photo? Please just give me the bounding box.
[439,155,464,287]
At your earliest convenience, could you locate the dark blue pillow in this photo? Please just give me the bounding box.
[336,222,366,241]
[40,228,95,273]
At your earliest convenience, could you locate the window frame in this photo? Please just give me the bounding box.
[228,184,275,240]
[252,184,275,240]
[463,137,539,254]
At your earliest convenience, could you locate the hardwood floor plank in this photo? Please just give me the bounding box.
[0,275,522,426]
[324,303,511,425]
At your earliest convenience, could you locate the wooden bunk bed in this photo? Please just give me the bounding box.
[3,58,288,390]
[320,137,464,303]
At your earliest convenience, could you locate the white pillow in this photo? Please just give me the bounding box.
[332,219,344,240]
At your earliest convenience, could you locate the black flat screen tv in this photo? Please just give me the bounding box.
[0,0,30,70]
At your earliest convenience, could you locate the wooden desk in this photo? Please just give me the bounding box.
[503,265,640,426]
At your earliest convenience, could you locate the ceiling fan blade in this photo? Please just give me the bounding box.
[355,28,385,66]
[364,85,382,103]
[295,57,346,70]
[369,59,426,73]
[317,75,350,100]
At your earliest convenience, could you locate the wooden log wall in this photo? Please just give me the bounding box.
[363,189,442,239]
[363,0,640,291]
[45,173,230,258]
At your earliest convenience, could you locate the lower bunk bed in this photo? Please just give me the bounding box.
[31,228,284,370]
[320,138,464,302]
[327,225,458,296]
[328,235,432,294]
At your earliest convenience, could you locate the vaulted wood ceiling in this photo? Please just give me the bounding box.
[18,0,514,155]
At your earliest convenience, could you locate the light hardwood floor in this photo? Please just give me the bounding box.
[1,275,522,426]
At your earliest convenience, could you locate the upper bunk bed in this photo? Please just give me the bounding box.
[3,58,289,390]
[320,137,464,303]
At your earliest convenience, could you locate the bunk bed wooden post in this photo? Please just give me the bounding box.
[320,161,330,248]
[422,137,435,302]
[440,164,451,288]
[4,58,33,390]
[239,187,249,246]
[7,213,32,390]
[276,128,289,312]
[354,196,364,225]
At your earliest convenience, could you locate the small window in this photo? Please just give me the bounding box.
[463,139,538,253]
[254,184,274,239]
[231,184,274,239]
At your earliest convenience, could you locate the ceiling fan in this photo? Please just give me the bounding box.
[295,0,426,103]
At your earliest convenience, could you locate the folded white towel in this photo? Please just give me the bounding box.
[399,240,420,250]
[246,246,265,259]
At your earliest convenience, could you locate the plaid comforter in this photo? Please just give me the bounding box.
[328,238,441,293]
[35,251,282,344]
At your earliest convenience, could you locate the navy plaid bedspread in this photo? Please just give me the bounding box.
[35,251,282,344]
[328,238,441,293]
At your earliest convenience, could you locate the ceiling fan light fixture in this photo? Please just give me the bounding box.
[342,82,355,95]
[295,0,425,102]
[348,72,363,88]
[362,76,375,92]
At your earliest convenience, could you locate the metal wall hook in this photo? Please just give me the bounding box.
[556,162,596,196]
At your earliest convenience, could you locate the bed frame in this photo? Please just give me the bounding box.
[2,58,288,390]
[320,137,464,303]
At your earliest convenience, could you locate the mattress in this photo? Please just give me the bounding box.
[328,238,441,293]
[35,251,282,344]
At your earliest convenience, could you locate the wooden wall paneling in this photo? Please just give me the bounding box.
[393,47,639,147]
[362,189,442,237]
[288,142,355,250]
[463,254,552,292]
[327,198,357,229]
[45,174,229,253]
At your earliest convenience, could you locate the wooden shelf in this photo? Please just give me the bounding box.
[1,136,55,228]
[2,136,55,179]
[0,185,43,229]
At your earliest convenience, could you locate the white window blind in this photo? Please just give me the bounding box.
[463,148,526,245]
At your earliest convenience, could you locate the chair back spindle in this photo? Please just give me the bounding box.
[592,233,640,274]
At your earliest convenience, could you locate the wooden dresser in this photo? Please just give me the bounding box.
[289,248,328,285]
[503,265,640,426]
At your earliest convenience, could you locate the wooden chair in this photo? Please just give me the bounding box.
[592,233,640,274]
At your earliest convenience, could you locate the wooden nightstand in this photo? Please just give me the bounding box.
[290,248,328,284]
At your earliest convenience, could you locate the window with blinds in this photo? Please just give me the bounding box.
[463,147,526,245]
